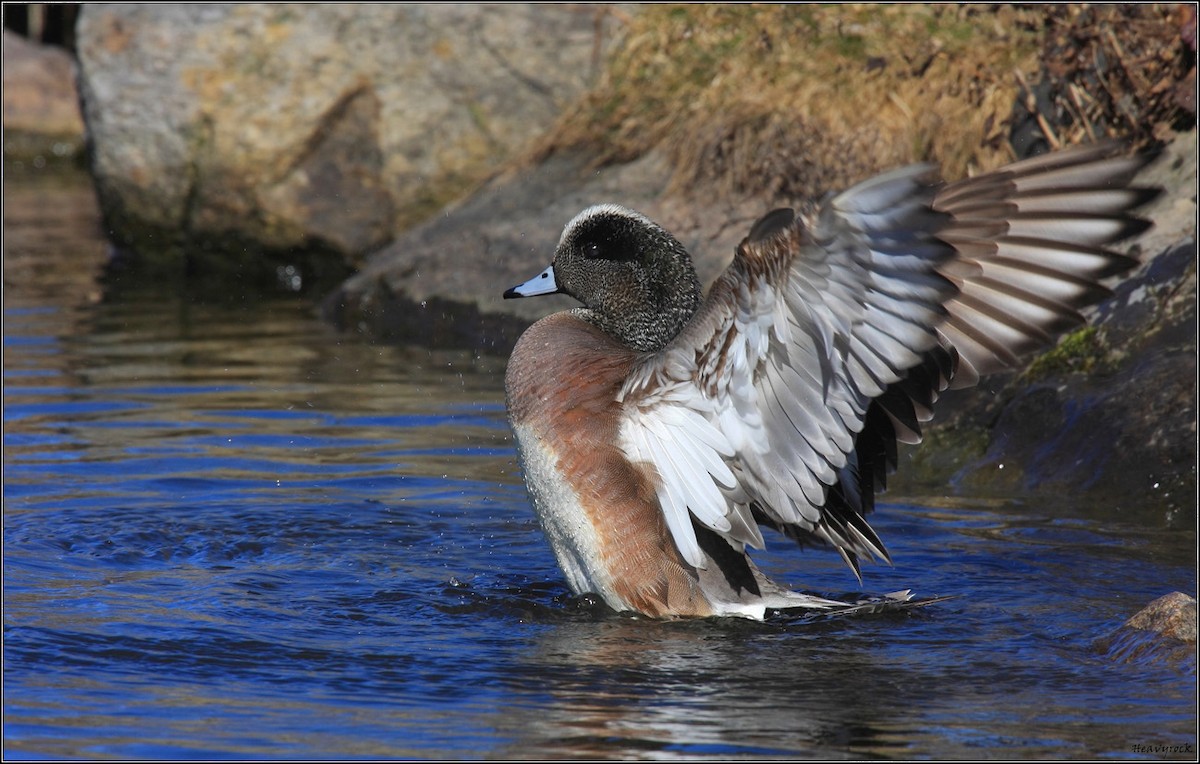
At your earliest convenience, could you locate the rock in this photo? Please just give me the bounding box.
[1125,592,1198,643]
[328,128,1193,335]
[321,147,773,348]
[1097,592,1197,666]
[2,30,86,163]
[74,4,624,284]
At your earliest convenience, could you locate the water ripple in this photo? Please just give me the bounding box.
[3,189,1195,757]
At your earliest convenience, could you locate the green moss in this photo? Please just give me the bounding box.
[1021,326,1111,381]
[896,423,992,491]
[466,102,495,143]
[396,173,478,232]
[835,33,867,60]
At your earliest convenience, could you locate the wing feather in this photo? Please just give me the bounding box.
[617,140,1158,575]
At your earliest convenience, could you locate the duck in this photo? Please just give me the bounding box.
[502,141,1159,619]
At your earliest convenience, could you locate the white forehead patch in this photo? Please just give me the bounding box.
[558,203,658,247]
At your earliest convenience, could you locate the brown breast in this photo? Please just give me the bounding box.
[505,312,713,617]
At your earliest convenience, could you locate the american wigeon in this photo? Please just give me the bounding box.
[503,142,1159,619]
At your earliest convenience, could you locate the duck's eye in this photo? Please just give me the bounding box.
[583,241,604,259]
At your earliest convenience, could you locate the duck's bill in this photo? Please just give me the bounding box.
[504,265,561,299]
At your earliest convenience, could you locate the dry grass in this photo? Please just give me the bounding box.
[529,3,1193,204]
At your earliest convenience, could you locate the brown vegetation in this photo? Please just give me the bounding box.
[1030,3,1195,148]
[531,4,1195,203]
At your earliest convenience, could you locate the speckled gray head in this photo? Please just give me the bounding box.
[504,204,702,353]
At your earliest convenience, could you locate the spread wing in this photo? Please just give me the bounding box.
[617,142,1159,573]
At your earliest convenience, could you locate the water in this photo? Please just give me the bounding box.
[4,169,1196,759]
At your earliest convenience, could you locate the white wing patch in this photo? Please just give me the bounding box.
[617,380,743,569]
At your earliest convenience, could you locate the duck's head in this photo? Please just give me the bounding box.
[504,204,702,352]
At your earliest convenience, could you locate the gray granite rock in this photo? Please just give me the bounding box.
[320,147,782,349]
[74,3,623,274]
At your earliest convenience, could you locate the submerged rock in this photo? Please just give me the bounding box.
[1097,592,1198,668]
[1126,592,1198,643]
